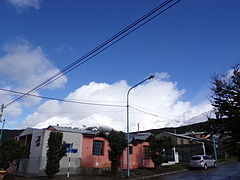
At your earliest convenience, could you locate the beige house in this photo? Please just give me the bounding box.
[157,131,206,162]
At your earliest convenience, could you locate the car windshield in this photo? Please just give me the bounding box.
[192,156,201,160]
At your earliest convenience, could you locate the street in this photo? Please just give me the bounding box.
[149,161,240,180]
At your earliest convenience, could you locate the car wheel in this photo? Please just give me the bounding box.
[204,164,208,170]
[214,162,217,168]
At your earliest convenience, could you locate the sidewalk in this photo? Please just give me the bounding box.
[129,169,188,180]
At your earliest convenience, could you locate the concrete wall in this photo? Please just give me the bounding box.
[41,130,83,175]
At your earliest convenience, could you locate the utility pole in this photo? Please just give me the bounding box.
[0,104,5,142]
[211,125,217,161]
[0,119,5,142]
[0,104,4,122]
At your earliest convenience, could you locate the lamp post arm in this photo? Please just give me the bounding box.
[127,75,154,103]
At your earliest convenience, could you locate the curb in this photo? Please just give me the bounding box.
[129,169,188,180]
[217,160,238,165]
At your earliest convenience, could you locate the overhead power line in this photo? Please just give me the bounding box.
[4,0,182,108]
[0,88,182,122]
[129,106,182,122]
[131,103,177,118]
[0,88,125,108]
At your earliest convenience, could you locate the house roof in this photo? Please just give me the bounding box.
[19,127,44,136]
[126,132,152,144]
[181,131,206,136]
[47,125,107,137]
[48,125,89,134]
[133,132,152,141]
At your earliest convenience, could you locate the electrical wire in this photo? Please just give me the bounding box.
[5,110,125,114]
[1,88,184,122]
[0,88,125,108]
[129,106,182,122]
[4,0,182,108]
[130,103,177,118]
[0,91,124,104]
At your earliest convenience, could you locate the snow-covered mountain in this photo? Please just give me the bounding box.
[182,110,215,126]
[164,110,215,128]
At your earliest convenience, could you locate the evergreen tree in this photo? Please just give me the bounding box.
[45,131,66,178]
[210,63,240,159]
[149,136,172,171]
[0,138,29,170]
[107,130,127,177]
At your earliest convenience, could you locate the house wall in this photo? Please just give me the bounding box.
[81,136,111,168]
[121,142,154,169]
[156,134,178,146]
[176,143,205,162]
[18,129,83,176]
[176,137,190,145]
[195,134,205,139]
[42,130,83,175]
[157,133,190,146]
[18,128,45,175]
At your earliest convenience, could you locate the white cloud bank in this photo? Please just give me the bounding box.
[7,0,42,9]
[23,75,212,131]
[0,39,67,117]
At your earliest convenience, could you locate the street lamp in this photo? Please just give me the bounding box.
[126,74,154,177]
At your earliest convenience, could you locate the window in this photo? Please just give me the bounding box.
[129,146,133,154]
[180,139,184,144]
[192,156,201,160]
[26,134,32,150]
[144,146,151,159]
[203,156,210,160]
[92,140,104,155]
[35,136,41,147]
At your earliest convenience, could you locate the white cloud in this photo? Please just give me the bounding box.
[0,39,67,117]
[7,0,42,10]
[23,77,212,131]
[0,89,22,117]
[0,40,67,90]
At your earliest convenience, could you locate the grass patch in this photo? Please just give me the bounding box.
[161,162,188,171]
[217,156,238,164]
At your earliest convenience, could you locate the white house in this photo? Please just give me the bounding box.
[16,125,84,176]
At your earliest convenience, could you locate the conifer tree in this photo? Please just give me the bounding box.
[149,136,172,171]
[210,63,240,159]
[107,130,127,177]
[0,138,29,170]
[45,131,66,178]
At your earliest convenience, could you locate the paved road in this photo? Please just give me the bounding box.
[149,161,240,180]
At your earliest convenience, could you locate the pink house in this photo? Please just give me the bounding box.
[80,131,154,170]
[81,131,111,168]
[121,133,154,169]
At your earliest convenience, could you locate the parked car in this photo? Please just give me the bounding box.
[189,155,217,170]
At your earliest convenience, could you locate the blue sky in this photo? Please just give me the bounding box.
[0,0,239,130]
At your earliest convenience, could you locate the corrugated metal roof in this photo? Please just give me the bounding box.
[126,132,152,143]
[134,132,152,141]
[48,125,101,135]
[181,131,206,136]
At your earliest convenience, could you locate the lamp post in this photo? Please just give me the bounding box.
[126,74,154,177]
